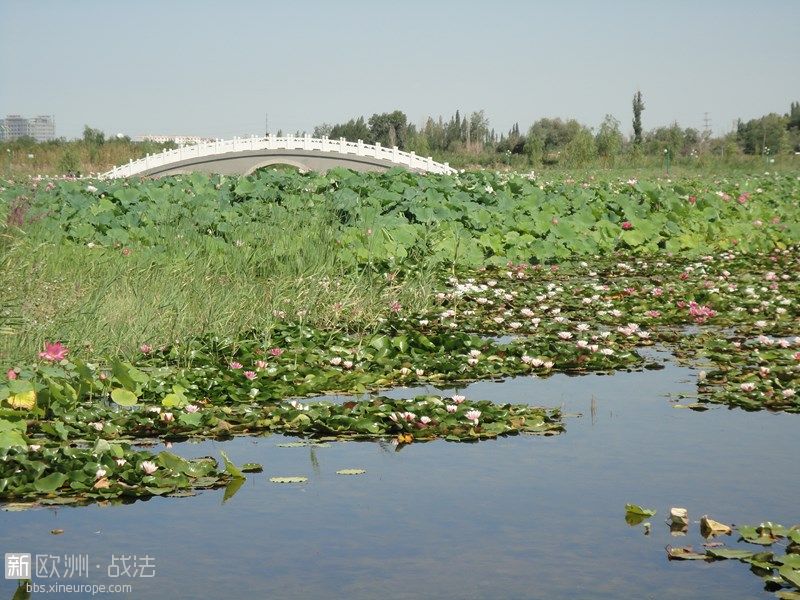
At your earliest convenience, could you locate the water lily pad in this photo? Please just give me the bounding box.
[241,463,263,473]
[110,388,138,407]
[269,476,308,484]
[705,548,755,560]
[667,546,708,560]
[34,472,68,493]
[625,503,656,525]
[2,502,37,511]
[219,450,244,479]
[336,469,366,475]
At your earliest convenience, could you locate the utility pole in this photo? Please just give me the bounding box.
[703,112,711,132]
[265,113,269,137]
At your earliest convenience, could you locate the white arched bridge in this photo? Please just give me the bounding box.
[101,135,456,179]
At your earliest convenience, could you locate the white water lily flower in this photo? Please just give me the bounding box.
[141,461,158,475]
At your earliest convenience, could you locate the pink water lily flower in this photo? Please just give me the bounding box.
[185,404,200,413]
[6,368,17,380]
[465,409,481,425]
[229,361,243,370]
[39,341,69,362]
[244,371,257,380]
[269,347,284,357]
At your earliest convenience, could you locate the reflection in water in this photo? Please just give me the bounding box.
[1,350,796,600]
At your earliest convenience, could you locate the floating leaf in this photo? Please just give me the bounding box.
[269,476,308,484]
[336,469,366,475]
[110,388,138,407]
[779,565,800,589]
[705,548,755,560]
[667,546,708,561]
[219,450,244,479]
[34,472,68,493]
[241,463,263,473]
[625,503,656,525]
[50,529,64,535]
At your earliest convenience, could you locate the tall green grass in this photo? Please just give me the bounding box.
[0,207,436,366]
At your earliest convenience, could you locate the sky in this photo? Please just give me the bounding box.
[1,0,798,140]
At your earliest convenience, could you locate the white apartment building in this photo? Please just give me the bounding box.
[0,114,56,142]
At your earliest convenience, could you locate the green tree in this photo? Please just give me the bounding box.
[632,91,645,146]
[329,117,371,142]
[368,110,409,148]
[595,114,623,160]
[312,123,333,137]
[82,125,105,145]
[736,113,789,154]
[563,128,597,166]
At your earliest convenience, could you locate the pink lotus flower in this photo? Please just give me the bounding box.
[244,370,257,380]
[39,341,69,362]
[621,221,633,230]
[465,409,481,425]
[269,347,284,357]
[229,361,243,370]
[6,368,17,380]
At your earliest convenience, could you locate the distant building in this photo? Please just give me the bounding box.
[134,134,213,146]
[0,114,56,142]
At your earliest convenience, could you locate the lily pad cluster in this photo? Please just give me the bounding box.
[667,521,800,597]
[0,437,233,506]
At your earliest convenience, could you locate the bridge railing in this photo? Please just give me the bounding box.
[101,135,456,178]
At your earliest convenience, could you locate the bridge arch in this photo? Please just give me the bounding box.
[102,135,455,179]
[244,159,309,175]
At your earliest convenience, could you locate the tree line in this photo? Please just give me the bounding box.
[301,93,800,167]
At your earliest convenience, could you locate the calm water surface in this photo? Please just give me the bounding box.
[2,350,797,599]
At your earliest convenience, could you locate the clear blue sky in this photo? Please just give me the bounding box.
[1,0,797,139]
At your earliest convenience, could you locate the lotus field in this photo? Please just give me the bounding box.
[1,168,799,593]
